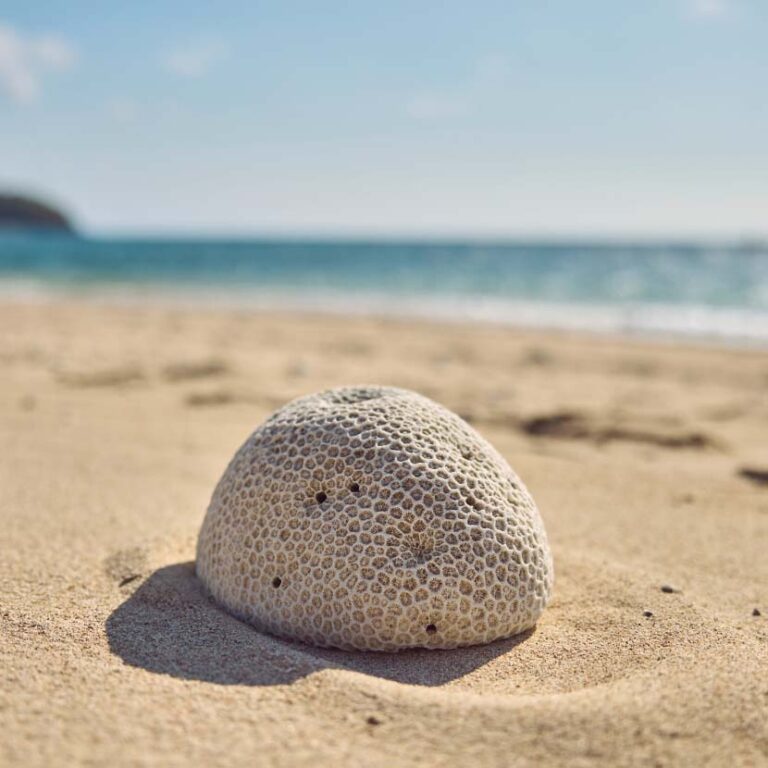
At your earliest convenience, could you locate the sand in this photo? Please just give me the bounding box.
[1,300,766,767]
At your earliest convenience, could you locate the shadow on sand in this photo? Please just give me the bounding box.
[106,562,532,687]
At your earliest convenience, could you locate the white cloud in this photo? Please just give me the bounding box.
[687,0,730,19]
[0,22,77,104]
[163,40,227,78]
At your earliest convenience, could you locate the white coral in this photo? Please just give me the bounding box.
[196,386,553,651]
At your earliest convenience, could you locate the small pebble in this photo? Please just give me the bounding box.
[643,610,654,618]
[366,716,382,726]
[660,584,679,594]
[753,608,762,617]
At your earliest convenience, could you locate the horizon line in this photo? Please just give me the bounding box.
[42,227,768,247]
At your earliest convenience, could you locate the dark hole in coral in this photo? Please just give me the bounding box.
[349,482,361,494]
[272,577,282,588]
[425,623,437,634]
[315,491,327,504]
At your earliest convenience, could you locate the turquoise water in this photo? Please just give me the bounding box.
[1,233,767,343]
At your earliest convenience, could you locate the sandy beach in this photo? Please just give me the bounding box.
[1,300,766,767]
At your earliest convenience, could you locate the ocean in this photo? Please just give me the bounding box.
[1,233,767,345]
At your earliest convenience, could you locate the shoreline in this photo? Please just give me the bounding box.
[2,285,768,350]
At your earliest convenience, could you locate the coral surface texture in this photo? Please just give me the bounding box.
[197,385,553,650]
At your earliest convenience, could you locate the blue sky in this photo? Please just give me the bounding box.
[0,1,766,237]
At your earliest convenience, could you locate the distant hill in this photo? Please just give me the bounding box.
[0,194,74,232]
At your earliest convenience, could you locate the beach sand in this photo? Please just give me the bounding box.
[1,300,766,767]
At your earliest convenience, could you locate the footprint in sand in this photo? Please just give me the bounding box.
[518,410,721,450]
[738,467,768,487]
[56,365,146,388]
[162,358,230,382]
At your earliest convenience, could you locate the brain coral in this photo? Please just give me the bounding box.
[196,386,553,651]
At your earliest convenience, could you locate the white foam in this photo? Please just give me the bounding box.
[1,279,767,347]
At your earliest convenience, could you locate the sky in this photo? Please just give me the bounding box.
[0,0,766,238]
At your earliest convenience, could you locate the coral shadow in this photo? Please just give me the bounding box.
[106,562,532,687]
